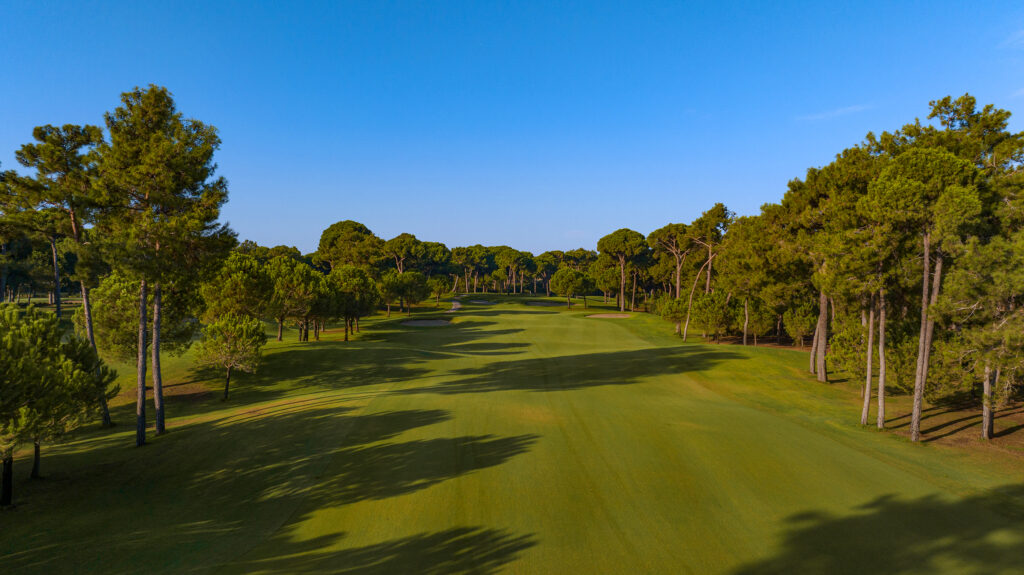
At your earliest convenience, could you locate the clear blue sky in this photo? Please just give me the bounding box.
[4,1,1024,254]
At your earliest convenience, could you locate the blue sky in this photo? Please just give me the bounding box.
[3,1,1024,254]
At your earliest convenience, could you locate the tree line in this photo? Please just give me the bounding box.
[2,88,1022,507]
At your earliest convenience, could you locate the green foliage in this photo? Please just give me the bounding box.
[95,84,235,285]
[195,313,267,396]
[935,229,1024,397]
[379,270,403,310]
[597,229,647,264]
[419,242,452,276]
[398,271,430,308]
[428,275,452,302]
[660,298,688,336]
[827,313,870,383]
[718,216,769,300]
[383,233,425,273]
[78,273,199,361]
[691,291,732,341]
[265,256,322,328]
[0,305,115,459]
[316,220,383,271]
[745,300,777,341]
[201,252,273,321]
[588,257,620,297]
[549,268,592,306]
[783,302,817,346]
[327,265,379,322]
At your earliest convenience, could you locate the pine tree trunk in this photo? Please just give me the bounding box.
[81,282,112,426]
[743,298,749,346]
[619,257,627,312]
[675,258,683,299]
[910,233,931,442]
[810,323,819,369]
[566,295,571,308]
[0,242,6,303]
[982,364,994,440]
[50,237,61,318]
[136,280,147,447]
[705,244,713,294]
[920,253,943,395]
[815,289,828,382]
[276,319,283,341]
[861,298,875,425]
[152,284,165,435]
[355,316,360,332]
[877,288,887,430]
[683,258,711,341]
[1,456,12,506]
[30,440,41,479]
[224,366,232,400]
[630,273,637,312]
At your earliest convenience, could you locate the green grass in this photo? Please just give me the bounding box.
[2,297,1024,574]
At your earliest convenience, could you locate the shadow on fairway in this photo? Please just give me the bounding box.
[127,318,532,421]
[733,484,1024,575]
[456,309,557,317]
[404,345,745,394]
[224,527,537,574]
[3,404,539,573]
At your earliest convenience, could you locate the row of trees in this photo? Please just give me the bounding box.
[301,96,1024,443]
[1,85,235,461]
[2,89,1021,507]
[633,94,1024,443]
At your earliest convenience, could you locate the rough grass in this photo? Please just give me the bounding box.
[2,297,1024,574]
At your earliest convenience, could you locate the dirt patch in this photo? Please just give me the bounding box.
[525,301,564,306]
[587,313,632,319]
[401,319,451,327]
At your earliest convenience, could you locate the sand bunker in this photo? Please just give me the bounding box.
[586,313,632,319]
[401,319,451,327]
[525,301,564,306]
[469,300,494,305]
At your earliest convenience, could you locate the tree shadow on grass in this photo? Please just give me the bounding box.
[159,319,531,411]
[224,527,537,574]
[920,407,1024,442]
[403,345,746,395]
[2,405,539,574]
[455,309,557,317]
[733,484,1024,575]
[199,408,538,507]
[882,399,1024,441]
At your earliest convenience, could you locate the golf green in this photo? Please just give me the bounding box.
[2,300,1022,574]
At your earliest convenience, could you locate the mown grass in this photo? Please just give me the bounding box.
[2,296,1023,574]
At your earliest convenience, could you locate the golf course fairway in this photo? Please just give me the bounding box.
[3,299,1023,574]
